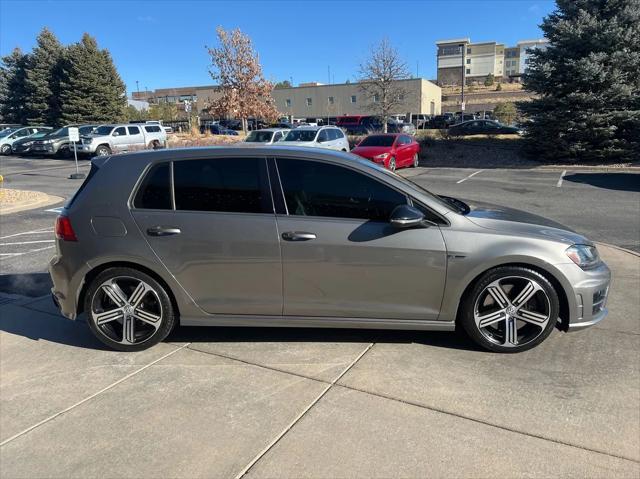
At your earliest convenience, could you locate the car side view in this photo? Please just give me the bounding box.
[49,146,610,353]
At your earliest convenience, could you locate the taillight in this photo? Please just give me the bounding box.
[55,215,77,241]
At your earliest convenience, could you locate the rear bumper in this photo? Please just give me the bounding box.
[49,253,89,320]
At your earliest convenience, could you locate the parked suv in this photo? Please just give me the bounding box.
[31,125,96,157]
[77,123,167,156]
[50,147,610,353]
[281,126,349,151]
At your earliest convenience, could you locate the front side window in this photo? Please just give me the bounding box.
[283,129,318,142]
[114,127,126,136]
[134,163,172,210]
[276,159,407,222]
[173,158,269,214]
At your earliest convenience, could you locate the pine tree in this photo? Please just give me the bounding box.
[0,48,29,124]
[23,28,64,125]
[519,0,640,162]
[58,33,126,124]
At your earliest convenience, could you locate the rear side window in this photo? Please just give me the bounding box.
[128,126,141,135]
[276,159,407,221]
[144,125,161,133]
[173,158,270,214]
[134,163,172,210]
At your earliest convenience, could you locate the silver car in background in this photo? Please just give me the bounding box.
[244,128,290,145]
[49,146,610,352]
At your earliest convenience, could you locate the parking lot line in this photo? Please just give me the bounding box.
[557,170,567,187]
[234,342,374,479]
[0,343,191,447]
[0,245,55,257]
[456,170,484,184]
[0,229,51,240]
[0,240,55,246]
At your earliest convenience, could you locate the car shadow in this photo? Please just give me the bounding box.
[168,325,481,352]
[0,272,52,297]
[563,173,640,192]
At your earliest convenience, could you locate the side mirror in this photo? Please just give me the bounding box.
[112,131,120,137]
[389,205,426,228]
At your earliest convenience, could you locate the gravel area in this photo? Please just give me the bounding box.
[0,188,45,206]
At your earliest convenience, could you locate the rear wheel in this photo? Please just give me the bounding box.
[459,266,559,353]
[412,153,419,167]
[1,144,11,155]
[149,140,161,150]
[85,267,176,352]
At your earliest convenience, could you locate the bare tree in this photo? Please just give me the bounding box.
[357,38,411,133]
[207,27,279,133]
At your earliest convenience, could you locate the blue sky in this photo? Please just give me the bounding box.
[1,0,555,95]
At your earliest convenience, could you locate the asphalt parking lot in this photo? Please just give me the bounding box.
[1,154,639,477]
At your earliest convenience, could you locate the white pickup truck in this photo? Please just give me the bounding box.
[76,123,167,156]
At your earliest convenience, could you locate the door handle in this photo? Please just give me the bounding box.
[282,231,316,241]
[147,226,181,237]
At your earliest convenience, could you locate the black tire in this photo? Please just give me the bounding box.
[412,153,419,168]
[95,145,111,156]
[459,266,559,353]
[57,145,72,158]
[1,144,11,155]
[84,267,177,352]
[149,140,160,150]
[388,156,396,172]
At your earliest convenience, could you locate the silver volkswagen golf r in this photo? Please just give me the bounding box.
[49,146,610,353]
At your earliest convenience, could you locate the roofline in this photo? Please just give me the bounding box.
[436,38,471,45]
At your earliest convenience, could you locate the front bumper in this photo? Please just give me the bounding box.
[555,261,611,331]
[76,144,95,154]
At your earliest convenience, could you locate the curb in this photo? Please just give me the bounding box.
[595,242,640,258]
[0,193,65,215]
[535,166,640,172]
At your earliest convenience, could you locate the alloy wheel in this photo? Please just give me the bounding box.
[473,276,551,348]
[413,153,419,167]
[388,157,396,171]
[91,276,163,345]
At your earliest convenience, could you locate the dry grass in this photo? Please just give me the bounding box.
[167,132,244,149]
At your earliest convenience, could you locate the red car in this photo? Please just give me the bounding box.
[350,133,420,171]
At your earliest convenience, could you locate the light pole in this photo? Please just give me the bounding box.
[136,80,139,95]
[461,43,466,114]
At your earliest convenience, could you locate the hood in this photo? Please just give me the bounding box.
[351,146,392,159]
[462,199,589,245]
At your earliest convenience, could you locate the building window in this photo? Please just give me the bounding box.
[285,99,291,108]
[306,98,312,107]
[398,93,405,101]
[373,94,379,103]
[350,95,357,103]
[524,58,530,64]
[467,48,471,54]
[438,45,462,56]
[466,68,471,74]
[466,59,471,64]
[499,60,503,64]
[328,96,334,105]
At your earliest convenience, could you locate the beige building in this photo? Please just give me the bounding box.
[133,78,442,120]
[437,37,548,85]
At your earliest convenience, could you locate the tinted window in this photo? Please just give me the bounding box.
[173,158,269,214]
[359,135,395,147]
[246,131,274,143]
[144,125,161,133]
[333,129,344,139]
[128,126,141,135]
[134,163,172,210]
[317,130,328,142]
[284,129,317,142]
[277,159,406,221]
[114,127,127,136]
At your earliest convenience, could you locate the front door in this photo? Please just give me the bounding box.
[131,157,282,315]
[274,158,447,320]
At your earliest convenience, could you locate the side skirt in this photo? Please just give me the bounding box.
[180,315,456,331]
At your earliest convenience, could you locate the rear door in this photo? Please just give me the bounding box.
[274,157,447,320]
[127,125,145,148]
[130,156,282,315]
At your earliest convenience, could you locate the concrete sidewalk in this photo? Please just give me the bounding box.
[0,244,638,478]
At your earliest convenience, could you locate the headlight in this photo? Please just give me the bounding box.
[23,141,33,146]
[374,153,389,160]
[565,244,601,270]
[42,139,54,144]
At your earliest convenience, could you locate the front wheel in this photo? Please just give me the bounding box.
[1,144,11,155]
[459,266,559,353]
[412,153,419,168]
[387,156,396,172]
[95,145,111,156]
[85,267,177,351]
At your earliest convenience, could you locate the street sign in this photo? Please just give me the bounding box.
[461,102,466,111]
[68,127,79,142]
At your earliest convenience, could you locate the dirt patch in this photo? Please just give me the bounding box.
[0,188,63,214]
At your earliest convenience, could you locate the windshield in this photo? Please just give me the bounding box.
[0,127,19,137]
[93,125,114,135]
[80,125,96,134]
[283,130,317,142]
[245,131,273,143]
[359,135,395,147]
